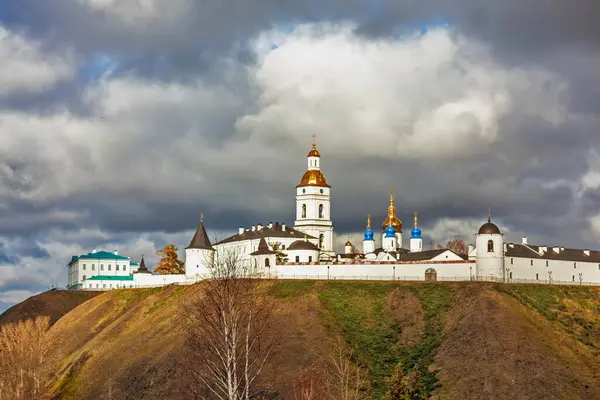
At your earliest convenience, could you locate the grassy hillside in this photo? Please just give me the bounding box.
[4,282,599,399]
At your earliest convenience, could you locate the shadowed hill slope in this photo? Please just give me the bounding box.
[6,282,600,399]
[0,290,101,327]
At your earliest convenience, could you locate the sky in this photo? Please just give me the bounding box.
[1,0,600,313]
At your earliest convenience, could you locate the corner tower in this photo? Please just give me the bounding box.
[475,209,504,280]
[294,138,334,259]
[185,214,215,279]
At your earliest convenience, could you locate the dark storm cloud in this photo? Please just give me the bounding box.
[1,0,600,311]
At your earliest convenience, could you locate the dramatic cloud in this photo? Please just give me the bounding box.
[1,1,600,312]
[0,27,74,98]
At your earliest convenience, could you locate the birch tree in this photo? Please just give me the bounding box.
[179,248,280,399]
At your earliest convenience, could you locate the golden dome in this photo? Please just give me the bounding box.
[307,136,321,157]
[307,145,321,158]
[381,187,402,232]
[345,240,352,246]
[297,169,331,188]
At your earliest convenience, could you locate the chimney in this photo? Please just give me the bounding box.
[468,244,474,254]
[281,223,286,231]
[267,222,273,229]
[239,226,244,235]
[114,249,119,255]
[251,225,256,232]
[92,249,97,254]
[584,249,590,256]
[522,236,528,245]
[257,224,263,231]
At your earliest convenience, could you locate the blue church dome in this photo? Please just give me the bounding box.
[364,227,374,241]
[385,224,396,238]
[411,226,422,239]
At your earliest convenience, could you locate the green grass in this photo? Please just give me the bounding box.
[268,280,315,300]
[500,285,600,349]
[267,280,457,398]
[400,284,455,392]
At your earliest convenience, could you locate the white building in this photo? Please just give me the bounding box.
[67,140,600,289]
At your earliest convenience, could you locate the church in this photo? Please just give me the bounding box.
[68,140,600,289]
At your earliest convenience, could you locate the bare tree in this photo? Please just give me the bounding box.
[323,338,370,400]
[0,316,51,400]
[446,239,468,255]
[178,248,281,400]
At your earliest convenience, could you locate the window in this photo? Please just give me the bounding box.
[116,265,119,271]
[101,264,104,271]
[92,264,95,271]
[319,234,324,249]
[546,260,549,267]
[108,265,111,271]
[96,284,99,288]
[487,240,494,252]
[302,204,306,218]
[509,272,513,279]
[530,260,533,266]
[308,256,312,262]
[511,258,513,265]
[265,258,270,267]
[83,264,86,270]
[319,204,324,219]
[103,284,106,288]
[295,256,300,262]
[123,266,126,272]
[83,275,86,280]
[282,245,286,250]
[572,275,575,282]
[574,262,577,269]
[536,273,539,280]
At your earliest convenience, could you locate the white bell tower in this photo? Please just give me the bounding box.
[294,137,335,259]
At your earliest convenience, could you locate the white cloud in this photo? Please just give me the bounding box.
[239,23,567,160]
[0,27,74,98]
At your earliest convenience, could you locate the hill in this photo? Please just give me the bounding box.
[2,281,599,399]
[0,290,100,327]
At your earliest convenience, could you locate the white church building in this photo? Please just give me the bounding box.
[69,140,600,289]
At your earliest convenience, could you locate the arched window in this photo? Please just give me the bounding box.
[319,234,324,248]
[265,258,270,267]
[302,204,306,218]
[487,240,494,252]
[319,204,324,218]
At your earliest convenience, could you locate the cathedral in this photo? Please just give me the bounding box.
[68,140,600,290]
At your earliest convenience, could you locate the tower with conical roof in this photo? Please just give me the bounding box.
[381,188,402,249]
[294,137,334,259]
[185,213,215,279]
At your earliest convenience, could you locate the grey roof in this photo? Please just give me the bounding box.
[134,256,151,274]
[505,243,600,263]
[215,222,316,245]
[398,249,449,261]
[288,240,319,251]
[250,236,277,255]
[187,222,214,250]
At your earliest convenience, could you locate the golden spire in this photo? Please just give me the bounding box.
[307,135,320,157]
[200,212,204,223]
[488,207,491,223]
[366,213,371,229]
[382,186,402,232]
[345,233,352,246]
[414,211,418,228]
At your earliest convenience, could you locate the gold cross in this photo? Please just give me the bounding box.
[312,134,316,147]
[200,213,204,223]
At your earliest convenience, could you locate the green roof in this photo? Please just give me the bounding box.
[86,275,134,281]
[70,250,133,265]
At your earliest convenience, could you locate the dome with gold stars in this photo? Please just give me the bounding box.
[381,189,402,232]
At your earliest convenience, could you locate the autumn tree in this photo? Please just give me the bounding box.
[0,316,51,400]
[384,362,425,400]
[178,248,281,399]
[446,239,468,255]
[154,243,185,274]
